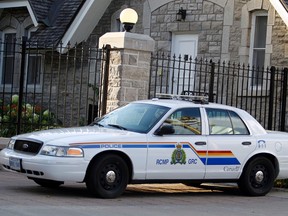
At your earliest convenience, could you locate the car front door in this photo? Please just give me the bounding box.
[146,107,207,180]
[204,108,257,179]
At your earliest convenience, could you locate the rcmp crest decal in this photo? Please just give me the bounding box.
[171,144,186,165]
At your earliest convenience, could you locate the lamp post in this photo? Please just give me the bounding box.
[119,8,138,32]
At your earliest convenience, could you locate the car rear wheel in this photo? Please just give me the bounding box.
[238,157,275,196]
[32,178,63,188]
[86,154,129,198]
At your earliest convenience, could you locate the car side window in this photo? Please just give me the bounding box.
[206,108,249,135]
[229,111,250,135]
[164,108,201,135]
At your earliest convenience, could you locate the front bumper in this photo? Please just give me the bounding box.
[0,149,89,182]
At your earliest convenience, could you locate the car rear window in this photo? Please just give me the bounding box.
[206,108,249,135]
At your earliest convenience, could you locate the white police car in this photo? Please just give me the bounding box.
[1,94,288,198]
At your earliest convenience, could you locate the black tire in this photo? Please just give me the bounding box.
[32,178,63,188]
[86,154,129,199]
[238,157,275,196]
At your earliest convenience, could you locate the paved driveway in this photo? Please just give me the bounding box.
[1,169,288,216]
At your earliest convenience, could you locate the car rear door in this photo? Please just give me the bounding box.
[204,108,257,179]
[146,107,207,180]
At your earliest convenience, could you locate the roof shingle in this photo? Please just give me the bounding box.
[281,0,288,10]
[28,0,85,46]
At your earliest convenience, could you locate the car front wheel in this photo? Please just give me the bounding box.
[238,157,275,196]
[86,154,129,198]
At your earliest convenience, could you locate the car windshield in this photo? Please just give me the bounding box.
[93,103,170,133]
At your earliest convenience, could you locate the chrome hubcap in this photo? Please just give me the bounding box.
[106,170,116,183]
[255,171,264,183]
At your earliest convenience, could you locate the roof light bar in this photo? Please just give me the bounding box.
[155,93,209,104]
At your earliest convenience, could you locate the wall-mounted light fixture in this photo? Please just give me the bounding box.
[119,8,138,32]
[176,7,186,21]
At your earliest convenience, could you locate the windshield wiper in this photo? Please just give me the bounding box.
[90,122,104,127]
[108,124,127,130]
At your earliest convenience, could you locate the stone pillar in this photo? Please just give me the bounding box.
[99,32,155,113]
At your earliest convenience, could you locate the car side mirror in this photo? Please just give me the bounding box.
[154,124,175,136]
[89,117,100,126]
[93,117,100,122]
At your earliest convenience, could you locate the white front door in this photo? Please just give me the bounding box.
[170,34,198,94]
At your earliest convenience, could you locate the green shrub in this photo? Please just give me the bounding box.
[274,179,288,188]
[0,95,61,137]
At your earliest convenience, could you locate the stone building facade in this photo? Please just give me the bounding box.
[91,0,288,68]
[1,0,288,132]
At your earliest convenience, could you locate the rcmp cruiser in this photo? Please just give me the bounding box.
[1,94,288,198]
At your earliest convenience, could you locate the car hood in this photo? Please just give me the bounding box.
[12,126,142,145]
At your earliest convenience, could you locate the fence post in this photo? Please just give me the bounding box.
[16,36,27,135]
[98,32,155,113]
[100,44,111,116]
[268,66,276,130]
[280,68,288,131]
[208,60,215,102]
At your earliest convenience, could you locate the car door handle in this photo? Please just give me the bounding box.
[242,141,252,146]
[195,142,206,146]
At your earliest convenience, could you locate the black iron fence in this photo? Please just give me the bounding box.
[0,37,105,137]
[149,53,288,131]
[1,38,288,137]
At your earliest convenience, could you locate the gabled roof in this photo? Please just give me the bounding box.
[0,0,38,26]
[270,0,288,26]
[60,0,112,49]
[29,0,54,22]
[28,0,84,46]
[282,0,288,8]
[0,0,112,48]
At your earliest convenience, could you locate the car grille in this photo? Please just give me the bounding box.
[13,139,43,155]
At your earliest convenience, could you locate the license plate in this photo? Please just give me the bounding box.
[9,157,22,171]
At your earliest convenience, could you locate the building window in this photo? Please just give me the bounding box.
[111,8,125,32]
[116,18,123,32]
[26,54,41,85]
[0,32,16,85]
[26,29,42,88]
[249,12,268,87]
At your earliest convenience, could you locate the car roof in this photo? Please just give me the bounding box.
[132,97,267,135]
[133,97,241,111]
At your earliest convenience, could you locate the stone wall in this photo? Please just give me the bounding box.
[89,0,288,67]
[271,13,288,67]
[146,0,288,67]
[149,0,225,60]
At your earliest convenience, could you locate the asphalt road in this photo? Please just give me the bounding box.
[1,169,288,216]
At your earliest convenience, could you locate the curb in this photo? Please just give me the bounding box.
[0,137,9,150]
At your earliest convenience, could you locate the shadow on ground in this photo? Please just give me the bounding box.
[11,182,242,199]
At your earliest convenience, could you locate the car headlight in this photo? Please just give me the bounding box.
[7,139,16,150]
[40,145,84,157]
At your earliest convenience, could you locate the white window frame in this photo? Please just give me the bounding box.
[24,27,43,92]
[0,29,17,89]
[24,53,43,92]
[111,7,126,32]
[248,11,268,89]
